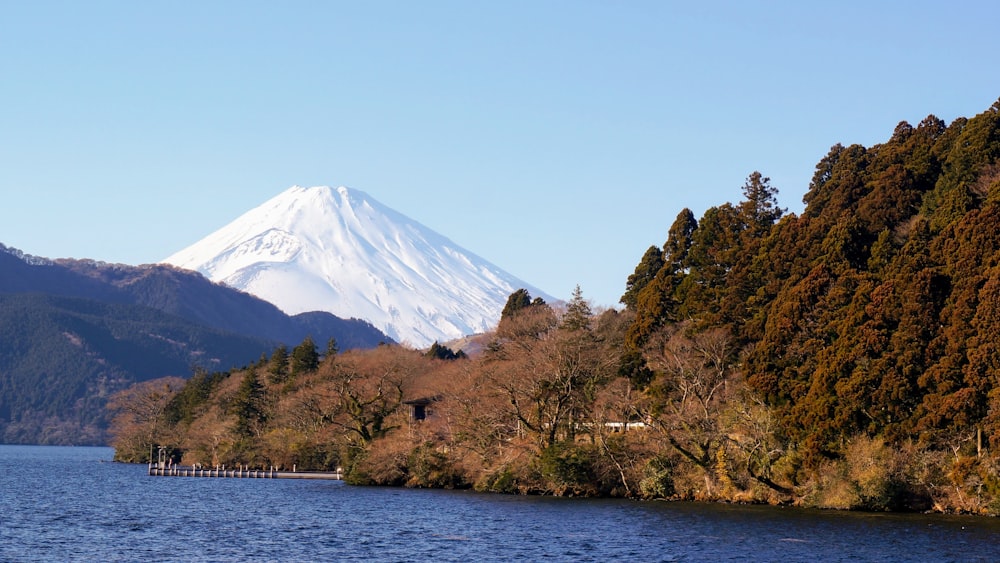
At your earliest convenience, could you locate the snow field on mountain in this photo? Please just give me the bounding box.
[163,185,551,347]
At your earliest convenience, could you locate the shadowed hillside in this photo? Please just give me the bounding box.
[0,246,391,445]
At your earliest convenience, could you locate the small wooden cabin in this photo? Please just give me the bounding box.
[403,397,436,422]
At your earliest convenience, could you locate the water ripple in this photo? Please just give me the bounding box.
[4,446,1000,562]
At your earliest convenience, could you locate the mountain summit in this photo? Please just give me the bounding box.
[163,185,550,347]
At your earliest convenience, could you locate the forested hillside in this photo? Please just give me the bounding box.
[626,99,1000,466]
[112,99,1000,514]
[57,260,390,350]
[0,248,390,445]
[0,294,274,444]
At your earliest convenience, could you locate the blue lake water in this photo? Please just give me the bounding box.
[2,445,1000,562]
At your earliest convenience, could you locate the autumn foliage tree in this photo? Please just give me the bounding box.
[109,99,1000,513]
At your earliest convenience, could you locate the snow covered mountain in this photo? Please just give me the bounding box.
[162,185,552,347]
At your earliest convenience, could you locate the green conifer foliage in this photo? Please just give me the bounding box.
[267,345,289,384]
[624,209,696,349]
[621,245,665,310]
[426,341,466,360]
[678,203,742,324]
[501,289,533,321]
[738,172,783,237]
[107,98,1000,510]
[231,369,267,438]
[291,336,320,376]
[664,208,697,269]
[561,285,593,332]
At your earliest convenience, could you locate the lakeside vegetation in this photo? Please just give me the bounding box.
[112,99,1000,514]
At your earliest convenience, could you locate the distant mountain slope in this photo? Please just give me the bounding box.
[0,243,391,445]
[0,244,129,303]
[57,259,390,351]
[163,185,553,347]
[0,293,274,445]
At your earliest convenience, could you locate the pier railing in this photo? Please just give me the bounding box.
[148,463,343,480]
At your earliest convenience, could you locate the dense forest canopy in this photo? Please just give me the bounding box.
[113,99,1000,514]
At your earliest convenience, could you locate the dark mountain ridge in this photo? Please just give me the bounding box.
[56,258,388,349]
[0,292,274,444]
[0,244,391,445]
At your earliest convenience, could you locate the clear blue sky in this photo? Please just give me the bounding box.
[2,1,999,307]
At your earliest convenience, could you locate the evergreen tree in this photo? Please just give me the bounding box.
[267,345,289,384]
[231,369,266,438]
[426,341,467,360]
[621,245,665,310]
[677,203,743,323]
[561,285,593,331]
[497,289,552,340]
[325,337,339,359]
[738,171,783,238]
[663,208,697,274]
[291,336,320,376]
[625,209,697,349]
[618,348,653,389]
[501,289,533,321]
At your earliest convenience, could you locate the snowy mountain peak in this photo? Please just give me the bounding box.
[162,185,551,347]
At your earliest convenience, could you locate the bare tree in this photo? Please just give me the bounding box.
[481,292,618,451]
[310,346,414,446]
[107,376,185,462]
[643,323,738,470]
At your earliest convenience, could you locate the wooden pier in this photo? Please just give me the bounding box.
[148,464,343,480]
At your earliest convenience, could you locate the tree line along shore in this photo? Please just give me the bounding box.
[113,99,1000,514]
